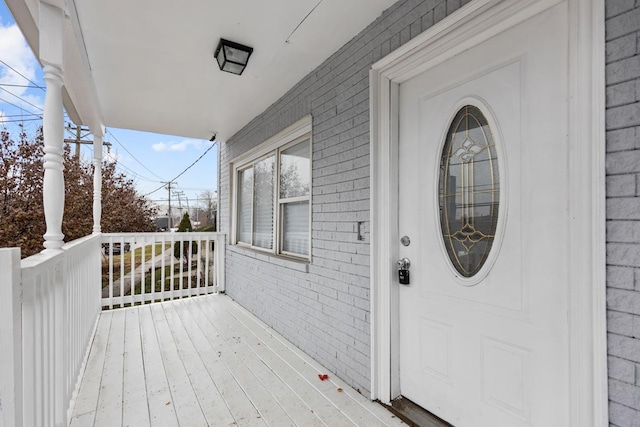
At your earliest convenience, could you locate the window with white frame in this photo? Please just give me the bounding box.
[232,117,312,259]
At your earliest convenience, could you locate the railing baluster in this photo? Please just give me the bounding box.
[149,236,155,303]
[36,280,44,426]
[161,235,166,303]
[170,234,176,300]
[22,279,34,427]
[108,235,113,309]
[0,249,22,427]
[188,235,193,297]
[140,237,145,305]
[196,236,202,296]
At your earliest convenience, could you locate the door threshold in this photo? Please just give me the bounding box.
[382,396,453,427]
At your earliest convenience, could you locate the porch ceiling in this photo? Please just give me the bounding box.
[7,0,397,141]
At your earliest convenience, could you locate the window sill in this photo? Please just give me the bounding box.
[228,244,310,273]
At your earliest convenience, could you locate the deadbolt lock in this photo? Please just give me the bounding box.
[397,257,411,285]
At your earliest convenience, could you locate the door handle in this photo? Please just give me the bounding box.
[397,257,411,270]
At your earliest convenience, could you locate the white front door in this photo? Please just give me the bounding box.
[398,3,570,426]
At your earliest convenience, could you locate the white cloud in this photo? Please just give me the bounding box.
[0,21,43,113]
[151,139,208,152]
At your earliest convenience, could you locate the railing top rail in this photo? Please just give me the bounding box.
[62,233,101,251]
[21,234,102,271]
[101,232,225,240]
[20,248,62,271]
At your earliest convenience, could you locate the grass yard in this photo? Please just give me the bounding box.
[101,243,170,286]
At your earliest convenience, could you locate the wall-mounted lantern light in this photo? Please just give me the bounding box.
[214,39,253,75]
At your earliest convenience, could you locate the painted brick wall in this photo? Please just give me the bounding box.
[606,0,640,425]
[219,0,466,396]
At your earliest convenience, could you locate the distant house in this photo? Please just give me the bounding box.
[155,216,169,232]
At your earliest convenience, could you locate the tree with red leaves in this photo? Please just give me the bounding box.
[0,126,156,258]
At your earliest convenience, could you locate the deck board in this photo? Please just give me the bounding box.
[122,308,151,427]
[69,311,112,427]
[69,294,405,427]
[93,309,125,427]
[138,305,178,427]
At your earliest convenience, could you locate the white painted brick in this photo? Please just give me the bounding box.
[608,150,640,174]
[608,102,640,129]
[610,355,637,384]
[607,7,640,41]
[607,221,640,243]
[609,288,640,316]
[607,34,637,63]
[608,80,637,106]
[447,0,461,14]
[607,128,637,151]
[606,0,636,19]
[609,242,640,267]
[609,401,640,427]
[609,333,640,363]
[422,10,435,31]
[609,378,640,411]
[607,198,640,220]
[608,310,636,336]
[434,1,447,22]
[608,174,638,196]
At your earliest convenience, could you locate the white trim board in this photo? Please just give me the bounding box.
[368,0,606,425]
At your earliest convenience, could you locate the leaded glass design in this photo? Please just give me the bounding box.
[438,105,500,277]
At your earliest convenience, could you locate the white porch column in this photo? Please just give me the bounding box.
[40,1,65,251]
[92,133,103,233]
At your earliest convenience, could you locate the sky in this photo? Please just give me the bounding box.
[0,0,218,217]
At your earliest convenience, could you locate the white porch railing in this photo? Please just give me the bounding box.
[0,231,225,427]
[0,234,102,427]
[101,232,225,309]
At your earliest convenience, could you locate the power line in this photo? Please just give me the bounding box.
[0,83,45,90]
[0,112,43,118]
[106,129,166,181]
[142,140,217,197]
[77,139,162,183]
[0,96,35,114]
[114,162,161,183]
[0,87,43,111]
[172,186,214,191]
[142,182,169,197]
[0,117,43,123]
[0,60,45,91]
[170,141,217,183]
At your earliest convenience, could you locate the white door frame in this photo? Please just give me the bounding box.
[368,0,608,425]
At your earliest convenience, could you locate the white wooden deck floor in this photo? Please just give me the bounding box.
[69,294,405,427]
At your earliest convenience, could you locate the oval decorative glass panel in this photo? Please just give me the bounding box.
[438,105,500,278]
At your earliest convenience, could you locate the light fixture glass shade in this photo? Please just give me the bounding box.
[215,39,253,75]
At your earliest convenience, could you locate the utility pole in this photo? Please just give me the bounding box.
[64,123,111,160]
[163,181,175,229]
[173,190,185,219]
